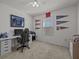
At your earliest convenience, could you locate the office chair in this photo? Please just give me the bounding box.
[30,31,36,41]
[17,28,30,52]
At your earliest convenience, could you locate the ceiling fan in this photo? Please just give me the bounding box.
[29,0,40,7]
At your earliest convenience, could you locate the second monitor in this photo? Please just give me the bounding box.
[14,29,23,36]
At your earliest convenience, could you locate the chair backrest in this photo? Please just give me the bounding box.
[20,28,29,43]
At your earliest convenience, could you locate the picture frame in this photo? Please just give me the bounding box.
[10,15,24,27]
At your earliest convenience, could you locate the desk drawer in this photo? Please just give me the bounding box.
[1,40,11,47]
[1,40,11,44]
[1,43,11,50]
[1,40,8,43]
[1,49,11,55]
[0,40,11,56]
[1,46,11,51]
[1,43,9,47]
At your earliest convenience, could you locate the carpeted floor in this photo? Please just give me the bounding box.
[0,41,70,59]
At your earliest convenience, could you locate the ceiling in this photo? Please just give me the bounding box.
[0,0,78,15]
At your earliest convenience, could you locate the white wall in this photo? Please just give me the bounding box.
[77,3,79,34]
[33,5,77,48]
[0,3,33,36]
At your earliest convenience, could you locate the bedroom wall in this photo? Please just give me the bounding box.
[33,5,77,48]
[0,3,33,36]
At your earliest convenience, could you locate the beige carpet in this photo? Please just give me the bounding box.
[0,41,70,59]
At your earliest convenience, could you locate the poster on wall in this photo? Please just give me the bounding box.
[44,27,54,35]
[35,19,41,29]
[43,17,54,35]
[46,11,51,18]
[43,17,54,27]
[10,15,24,27]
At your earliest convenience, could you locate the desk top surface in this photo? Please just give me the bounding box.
[0,36,20,41]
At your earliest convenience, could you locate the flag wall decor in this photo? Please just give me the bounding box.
[56,21,69,25]
[57,26,69,30]
[35,27,40,29]
[56,15,69,30]
[56,15,68,19]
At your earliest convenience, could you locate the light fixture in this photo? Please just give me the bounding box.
[30,0,39,7]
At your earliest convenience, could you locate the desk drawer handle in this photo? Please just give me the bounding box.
[4,46,8,48]
[4,44,8,45]
[2,43,8,45]
[2,40,8,42]
[4,42,8,43]
[4,50,8,52]
[2,42,8,44]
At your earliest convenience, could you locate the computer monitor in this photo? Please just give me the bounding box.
[14,29,23,36]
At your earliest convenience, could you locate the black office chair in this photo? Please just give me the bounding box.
[30,31,36,41]
[17,28,30,52]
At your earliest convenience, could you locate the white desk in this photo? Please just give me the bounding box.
[0,36,20,41]
[0,36,20,56]
[0,35,32,55]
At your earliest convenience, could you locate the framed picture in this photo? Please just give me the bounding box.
[10,15,24,27]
